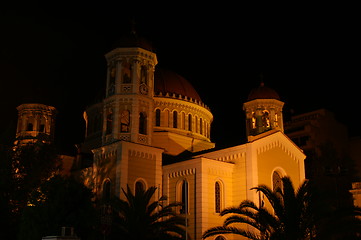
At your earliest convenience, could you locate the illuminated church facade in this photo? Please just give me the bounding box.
[78,35,306,240]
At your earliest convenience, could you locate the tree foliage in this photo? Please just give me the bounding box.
[110,185,189,240]
[17,174,99,240]
[202,176,314,240]
[11,141,61,212]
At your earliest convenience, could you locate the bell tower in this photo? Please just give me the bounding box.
[101,32,157,146]
[243,82,284,142]
[15,103,57,145]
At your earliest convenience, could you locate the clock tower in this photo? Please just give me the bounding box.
[102,33,157,146]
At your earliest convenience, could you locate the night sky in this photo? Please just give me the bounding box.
[1,3,359,153]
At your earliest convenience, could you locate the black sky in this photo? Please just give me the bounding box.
[1,2,360,152]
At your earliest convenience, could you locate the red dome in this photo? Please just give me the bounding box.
[247,82,280,101]
[154,68,202,102]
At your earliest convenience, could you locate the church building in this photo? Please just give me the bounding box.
[80,33,306,240]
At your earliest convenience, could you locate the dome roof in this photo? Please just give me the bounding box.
[154,67,202,102]
[247,82,280,101]
[112,31,154,52]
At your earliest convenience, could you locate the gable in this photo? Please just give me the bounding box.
[252,130,306,188]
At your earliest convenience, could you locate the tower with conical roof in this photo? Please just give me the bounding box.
[243,82,284,142]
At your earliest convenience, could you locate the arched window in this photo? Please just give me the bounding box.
[199,118,203,135]
[140,65,148,85]
[122,61,132,83]
[272,171,283,192]
[135,180,145,193]
[173,111,178,128]
[139,112,147,135]
[180,180,188,214]
[120,110,130,132]
[262,110,270,128]
[195,116,198,133]
[39,117,46,132]
[251,112,256,129]
[27,122,33,131]
[274,113,279,127]
[108,65,116,96]
[155,109,161,127]
[215,181,222,213]
[102,179,111,202]
[188,114,192,131]
[106,110,113,134]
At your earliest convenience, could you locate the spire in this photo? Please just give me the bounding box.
[112,17,154,52]
[130,17,137,36]
[259,72,265,87]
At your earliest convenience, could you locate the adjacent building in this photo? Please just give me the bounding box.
[285,108,360,208]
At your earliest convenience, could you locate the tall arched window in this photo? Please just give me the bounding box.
[251,112,256,129]
[262,110,270,128]
[122,61,132,83]
[102,179,111,202]
[140,65,148,85]
[108,65,116,96]
[120,110,130,132]
[199,118,203,135]
[155,109,161,127]
[181,112,186,130]
[180,180,188,214]
[272,171,283,192]
[106,110,113,134]
[139,112,147,135]
[27,122,33,131]
[135,180,145,193]
[215,181,222,213]
[188,114,192,131]
[39,117,46,133]
[173,111,178,128]
[195,116,198,133]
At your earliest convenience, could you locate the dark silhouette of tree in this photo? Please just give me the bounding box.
[110,185,189,240]
[0,144,15,239]
[11,141,61,213]
[315,205,361,240]
[17,174,99,240]
[0,141,61,239]
[202,176,314,240]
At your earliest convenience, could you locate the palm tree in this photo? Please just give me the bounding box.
[202,176,314,240]
[110,185,189,240]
